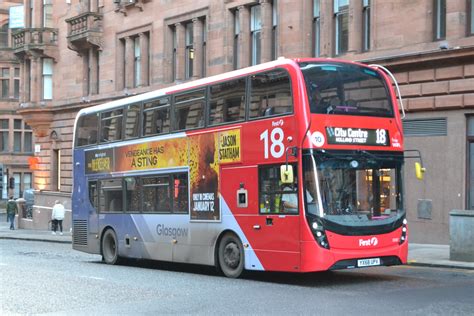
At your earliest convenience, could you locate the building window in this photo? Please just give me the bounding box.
[14,68,20,99]
[14,119,22,152]
[172,27,177,81]
[0,119,8,152]
[334,0,349,56]
[313,0,321,57]
[250,5,262,65]
[233,11,240,70]
[185,23,194,79]
[362,0,371,51]
[24,123,33,153]
[468,0,474,36]
[134,37,141,87]
[13,172,21,198]
[42,58,53,100]
[0,23,8,48]
[272,0,278,60]
[11,119,32,153]
[43,0,53,28]
[169,16,206,82]
[117,31,149,90]
[24,173,32,191]
[433,0,446,40]
[1,68,9,99]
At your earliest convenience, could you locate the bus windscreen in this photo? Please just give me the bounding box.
[303,151,404,231]
[300,62,394,117]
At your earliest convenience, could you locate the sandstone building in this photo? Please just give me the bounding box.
[0,0,33,202]
[4,0,474,243]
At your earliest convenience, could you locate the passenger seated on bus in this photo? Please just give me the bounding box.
[324,96,340,114]
[263,107,275,116]
[309,88,332,114]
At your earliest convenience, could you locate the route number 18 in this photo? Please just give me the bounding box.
[260,128,285,159]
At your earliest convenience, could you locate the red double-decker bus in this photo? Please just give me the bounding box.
[72,58,408,277]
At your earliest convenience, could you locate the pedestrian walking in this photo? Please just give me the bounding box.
[6,196,18,230]
[51,200,65,235]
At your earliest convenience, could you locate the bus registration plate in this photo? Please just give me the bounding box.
[357,258,380,267]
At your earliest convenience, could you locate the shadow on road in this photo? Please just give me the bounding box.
[88,257,405,287]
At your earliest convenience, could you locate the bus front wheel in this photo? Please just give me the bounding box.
[101,229,120,265]
[218,233,244,278]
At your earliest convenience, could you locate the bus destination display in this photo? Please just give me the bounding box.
[326,127,390,146]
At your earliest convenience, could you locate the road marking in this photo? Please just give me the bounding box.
[81,276,104,280]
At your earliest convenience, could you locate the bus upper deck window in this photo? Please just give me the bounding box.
[75,114,99,147]
[100,110,123,143]
[249,69,293,119]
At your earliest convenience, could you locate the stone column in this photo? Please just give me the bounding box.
[238,6,250,68]
[260,0,273,63]
[175,23,186,81]
[125,36,134,89]
[319,0,333,57]
[89,47,99,95]
[446,0,466,39]
[34,0,42,28]
[82,52,89,96]
[139,33,149,86]
[192,18,204,79]
[348,0,362,54]
[30,56,40,103]
[90,0,98,12]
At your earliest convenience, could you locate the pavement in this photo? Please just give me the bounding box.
[0,214,473,270]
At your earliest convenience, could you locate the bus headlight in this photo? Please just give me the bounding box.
[399,218,408,245]
[310,220,330,250]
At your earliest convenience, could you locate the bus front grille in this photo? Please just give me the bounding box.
[73,220,88,246]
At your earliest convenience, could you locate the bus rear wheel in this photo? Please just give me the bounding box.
[102,229,120,265]
[218,233,244,278]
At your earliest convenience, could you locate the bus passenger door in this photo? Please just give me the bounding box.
[87,180,99,235]
[221,166,301,272]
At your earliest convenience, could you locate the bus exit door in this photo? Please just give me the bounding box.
[221,166,301,272]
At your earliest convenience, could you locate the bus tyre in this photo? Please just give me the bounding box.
[101,229,120,265]
[218,233,244,278]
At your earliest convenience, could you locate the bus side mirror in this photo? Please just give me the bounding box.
[280,165,294,184]
[415,162,426,180]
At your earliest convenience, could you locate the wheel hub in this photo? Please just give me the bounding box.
[223,242,240,268]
